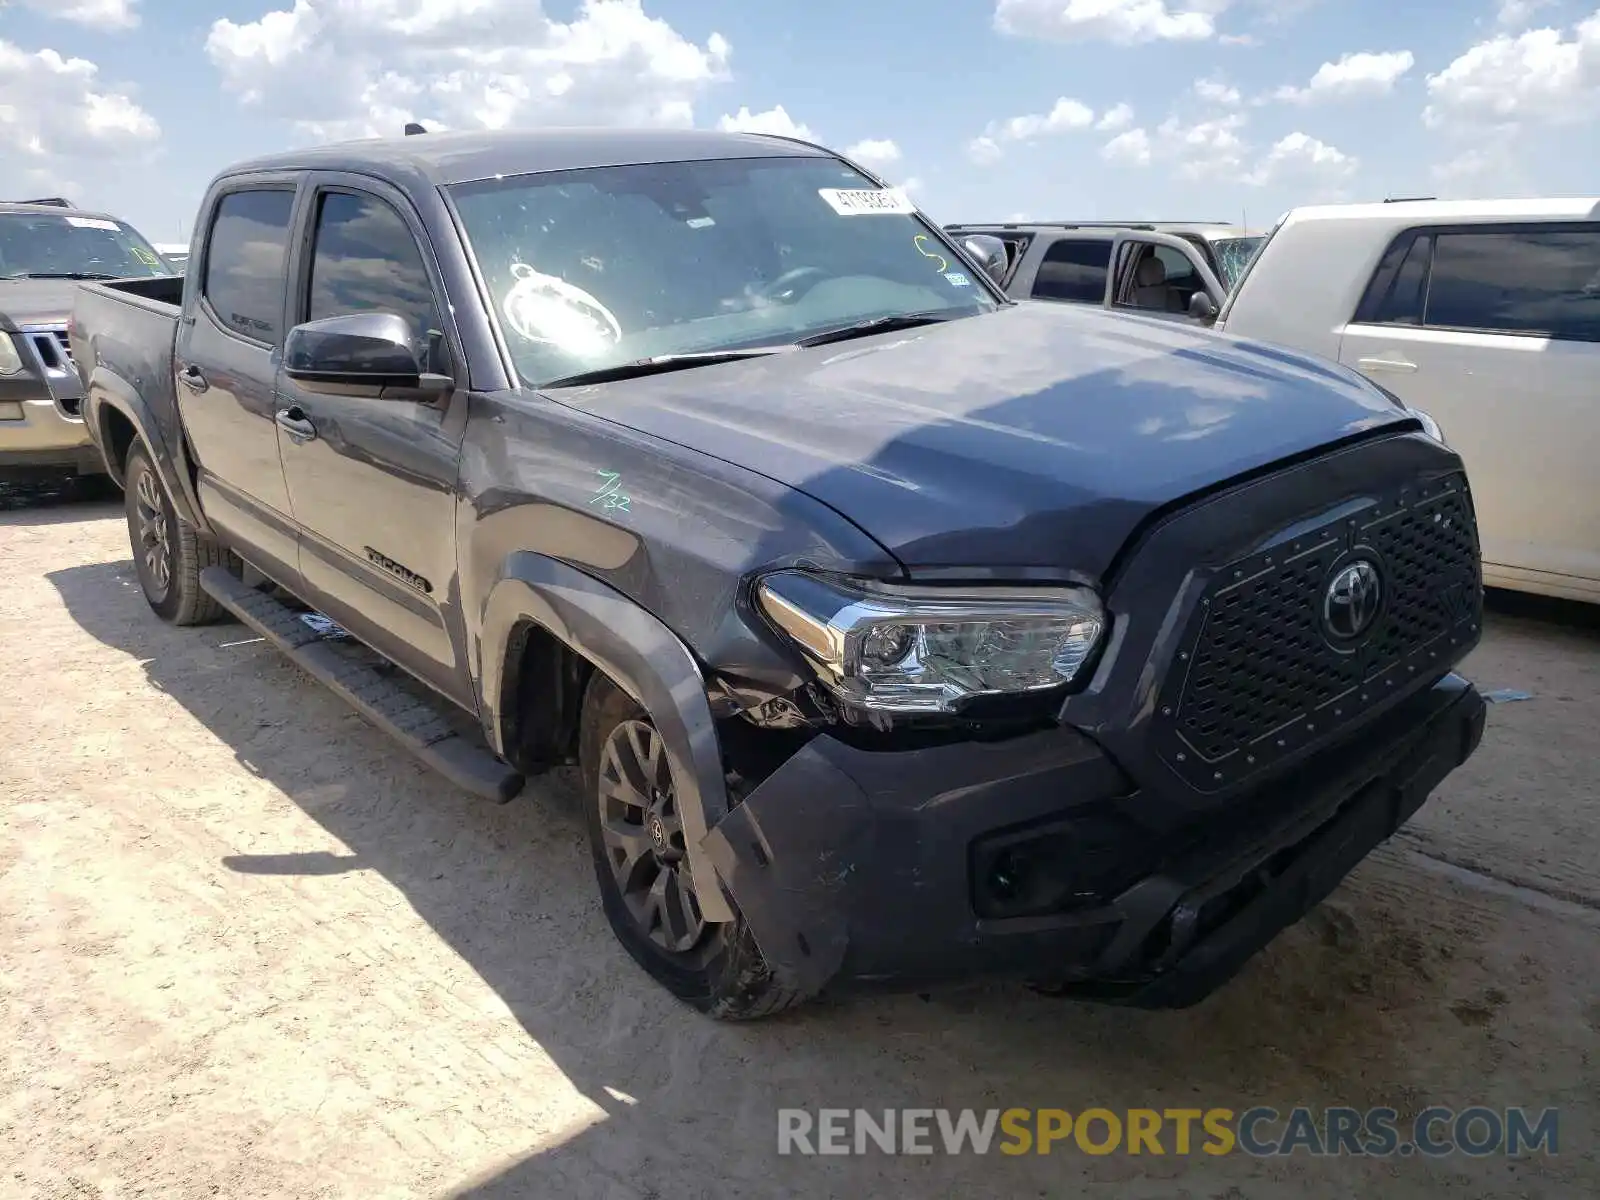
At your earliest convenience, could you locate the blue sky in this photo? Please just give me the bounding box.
[1,0,1596,245]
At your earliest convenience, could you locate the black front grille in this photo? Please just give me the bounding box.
[1150,472,1481,791]
[28,329,72,371]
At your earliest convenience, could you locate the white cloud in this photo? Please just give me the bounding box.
[1194,76,1241,105]
[17,0,139,28]
[1424,11,1600,128]
[993,0,1228,45]
[1096,102,1135,131]
[207,0,731,141]
[843,137,901,166]
[967,135,1004,165]
[1273,50,1416,103]
[966,96,1095,161]
[1101,110,1261,179]
[1496,0,1556,29]
[1432,146,1499,184]
[717,104,815,141]
[1101,127,1152,164]
[0,39,159,201]
[1242,131,1356,186]
[1154,111,1249,178]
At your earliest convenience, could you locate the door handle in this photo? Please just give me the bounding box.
[177,363,208,391]
[275,406,317,442]
[1356,357,1418,374]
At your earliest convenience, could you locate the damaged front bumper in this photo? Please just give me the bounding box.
[699,672,1485,1007]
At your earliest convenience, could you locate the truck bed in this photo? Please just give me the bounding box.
[70,276,185,467]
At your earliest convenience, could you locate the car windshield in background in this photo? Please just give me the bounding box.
[1212,236,1264,289]
[0,213,170,279]
[448,156,997,388]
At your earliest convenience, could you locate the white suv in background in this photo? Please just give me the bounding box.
[1096,199,1600,604]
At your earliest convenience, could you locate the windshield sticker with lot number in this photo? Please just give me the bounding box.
[913,234,948,272]
[818,187,915,216]
[65,216,120,231]
[131,247,162,268]
[944,272,971,287]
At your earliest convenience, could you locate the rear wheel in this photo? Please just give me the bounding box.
[124,442,235,625]
[579,673,806,1019]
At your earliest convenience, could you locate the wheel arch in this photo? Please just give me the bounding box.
[85,366,209,531]
[479,551,736,924]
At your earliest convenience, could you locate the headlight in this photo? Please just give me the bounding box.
[1369,380,1446,446]
[0,335,22,376]
[1411,407,1446,445]
[754,571,1105,714]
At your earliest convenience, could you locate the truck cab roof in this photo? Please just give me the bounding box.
[220,127,836,189]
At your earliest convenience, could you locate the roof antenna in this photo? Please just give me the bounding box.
[403,122,427,136]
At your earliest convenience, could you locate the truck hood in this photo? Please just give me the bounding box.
[550,302,1412,582]
[0,279,78,329]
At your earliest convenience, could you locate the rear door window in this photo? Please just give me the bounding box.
[1031,238,1112,303]
[202,189,295,344]
[1425,228,1600,342]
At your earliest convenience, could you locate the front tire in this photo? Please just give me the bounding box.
[124,442,234,626]
[579,673,806,1020]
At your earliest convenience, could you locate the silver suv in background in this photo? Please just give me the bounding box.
[0,198,173,481]
[943,220,1264,308]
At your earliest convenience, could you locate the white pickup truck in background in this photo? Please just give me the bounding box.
[1076,199,1600,605]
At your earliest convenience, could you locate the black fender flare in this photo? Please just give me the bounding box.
[84,364,209,532]
[477,552,736,924]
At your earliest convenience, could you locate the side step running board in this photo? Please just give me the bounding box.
[199,566,525,804]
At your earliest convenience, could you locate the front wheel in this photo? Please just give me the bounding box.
[579,673,806,1019]
[124,442,235,625]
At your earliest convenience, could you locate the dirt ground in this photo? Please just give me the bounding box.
[2,482,1597,1199]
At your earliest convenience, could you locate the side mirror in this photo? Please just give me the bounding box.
[961,235,1010,286]
[284,312,443,395]
[1187,291,1219,324]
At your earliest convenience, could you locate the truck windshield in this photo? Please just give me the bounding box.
[448,155,998,388]
[0,212,170,279]
[1211,236,1264,289]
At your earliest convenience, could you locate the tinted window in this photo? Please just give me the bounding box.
[1371,234,1432,325]
[1032,238,1111,303]
[1425,229,1600,342]
[203,190,294,343]
[307,192,442,361]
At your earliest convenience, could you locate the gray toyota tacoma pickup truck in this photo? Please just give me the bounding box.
[70,128,1486,1019]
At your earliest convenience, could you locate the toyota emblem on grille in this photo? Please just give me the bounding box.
[1323,560,1383,641]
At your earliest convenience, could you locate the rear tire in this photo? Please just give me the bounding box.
[579,672,806,1020]
[124,442,236,626]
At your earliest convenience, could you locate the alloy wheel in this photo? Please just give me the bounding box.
[133,467,172,597]
[596,718,708,954]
